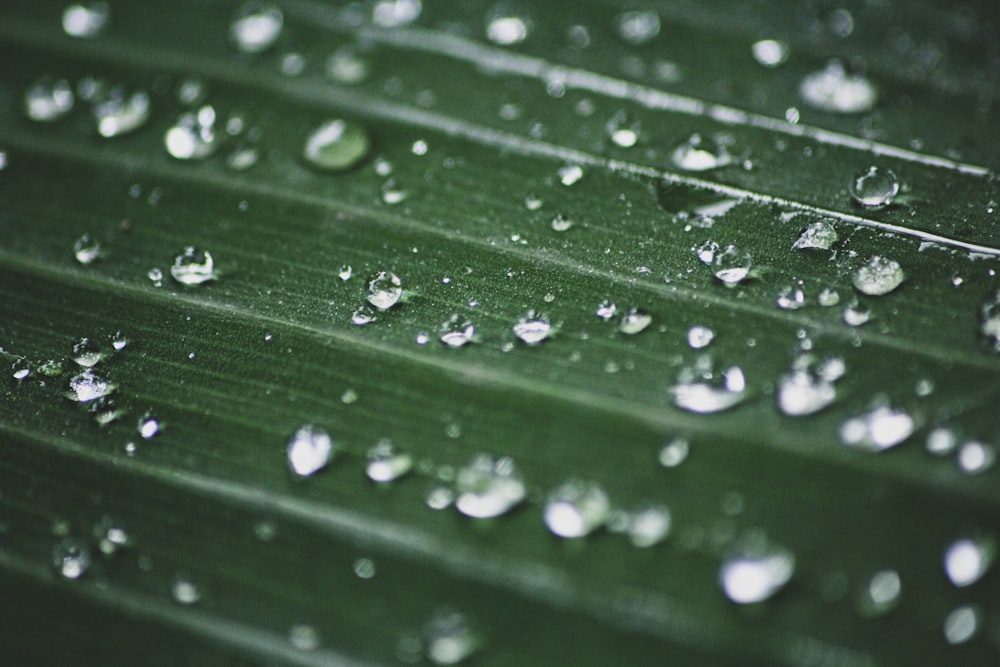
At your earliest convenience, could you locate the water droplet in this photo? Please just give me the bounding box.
[12,360,30,381]
[366,440,413,483]
[138,414,159,439]
[943,605,980,645]
[62,2,110,38]
[606,110,641,147]
[486,13,529,46]
[302,119,371,171]
[550,214,573,232]
[440,317,476,347]
[171,575,201,605]
[287,425,333,476]
[625,505,671,547]
[39,359,63,377]
[513,310,551,344]
[53,538,91,579]
[686,325,714,349]
[381,179,408,204]
[944,537,994,588]
[93,88,150,138]
[800,61,877,114]
[558,164,583,186]
[853,255,904,296]
[111,331,127,351]
[595,300,617,320]
[618,307,652,335]
[792,218,838,250]
[426,484,455,510]
[340,388,358,404]
[543,479,610,538]
[977,290,1000,351]
[25,77,75,122]
[351,305,377,326]
[817,287,841,307]
[712,245,752,285]
[670,134,732,171]
[839,405,914,451]
[288,623,320,651]
[226,145,259,171]
[73,234,102,265]
[372,0,422,28]
[164,106,219,159]
[842,300,871,326]
[670,359,748,413]
[326,47,370,85]
[147,268,163,285]
[365,270,403,310]
[777,356,841,416]
[171,246,217,285]
[95,516,129,555]
[957,441,996,474]
[615,9,660,45]
[775,284,806,310]
[850,166,899,209]
[658,438,690,467]
[454,454,526,519]
[71,337,104,367]
[335,265,353,282]
[523,193,543,210]
[925,426,958,456]
[424,609,480,665]
[230,2,284,54]
[858,569,901,617]
[720,538,795,604]
[353,557,376,579]
[0,150,7,171]
[751,39,788,67]
[696,240,720,264]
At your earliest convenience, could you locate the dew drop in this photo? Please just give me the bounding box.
[381,179,408,204]
[839,405,914,452]
[171,575,201,605]
[73,234,102,265]
[111,331,127,351]
[751,39,788,68]
[93,88,151,138]
[817,287,841,307]
[720,539,795,604]
[12,361,30,381]
[95,516,129,555]
[712,245,752,285]
[853,255,904,296]
[615,9,660,45]
[439,317,476,347]
[52,538,91,579]
[25,77,75,122]
[944,537,994,588]
[558,164,584,186]
[366,440,413,483]
[302,119,371,171]
[513,310,551,344]
[366,270,403,310]
[455,454,526,519]
[230,2,284,54]
[686,325,714,349]
[670,134,732,172]
[792,218,838,250]
[351,305,377,326]
[858,569,901,617]
[943,605,980,645]
[226,145,259,171]
[658,438,690,467]
[164,106,219,160]
[171,246,216,286]
[777,356,842,416]
[39,359,63,377]
[338,265,353,281]
[138,414,160,439]
[618,307,652,335]
[595,300,617,320]
[62,2,110,38]
[775,284,806,310]
[850,166,899,209]
[71,337,104,367]
[543,479,610,538]
[550,214,573,232]
[800,61,877,114]
[842,300,871,326]
[424,609,480,665]
[287,425,333,476]
[425,484,455,510]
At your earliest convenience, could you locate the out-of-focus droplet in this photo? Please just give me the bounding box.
[671,133,732,171]
[138,413,159,439]
[625,505,671,547]
[606,110,641,147]
[925,426,958,456]
[353,557,376,579]
[230,2,284,54]
[842,300,871,326]
[366,440,413,483]
[62,2,110,38]
[93,88,150,138]
[853,255,904,295]
[857,569,901,617]
[618,307,652,335]
[486,10,529,46]
[957,441,996,475]
[164,106,219,159]
[751,39,788,67]
[839,405,914,452]
[686,325,714,350]
[944,537,995,588]
[720,537,795,604]
[455,454,526,519]
[302,119,371,171]
[558,164,584,186]
[326,48,370,85]
[979,290,1000,351]
[25,77,75,122]
[615,9,660,45]
[424,609,480,665]
[287,425,333,476]
[171,246,217,285]
[53,538,91,579]
[943,605,980,645]
[73,234,102,264]
[800,61,877,114]
[850,166,899,209]
[172,575,201,605]
[372,0,422,28]
[288,623,320,651]
[543,479,610,538]
[659,438,689,467]
[550,214,573,232]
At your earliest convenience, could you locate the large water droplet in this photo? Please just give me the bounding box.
[850,166,899,209]
[853,255,904,295]
[73,234,102,265]
[287,425,333,476]
[62,2,110,38]
[543,479,610,538]
[670,133,732,172]
[171,246,217,285]
[615,10,660,45]
[230,2,284,54]
[618,307,652,335]
[25,77,75,122]
[799,61,877,114]
[93,87,150,138]
[302,120,371,171]
[670,359,747,413]
[455,454,526,519]
[944,537,994,588]
[943,605,980,645]
[365,440,413,483]
[513,310,551,344]
[712,245,752,285]
[720,538,795,604]
[751,39,788,67]
[53,538,91,579]
[164,106,219,159]
[366,270,403,310]
[424,609,480,665]
[839,405,914,451]
[792,218,838,250]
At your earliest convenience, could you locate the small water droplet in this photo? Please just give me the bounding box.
[171,575,201,605]
[486,12,529,46]
[670,359,748,413]
[287,425,333,476]
[775,284,807,310]
[94,516,129,555]
[595,300,617,320]
[25,77,75,122]
[751,39,788,67]
[712,245,752,285]
[365,270,403,310]
[325,47,370,85]
[550,214,574,232]
[440,316,476,347]
[366,440,413,483]
[606,110,641,147]
[71,337,104,367]
[818,287,841,307]
[543,479,610,538]
[351,305,377,326]
[340,388,358,404]
[288,623,320,651]
[792,218,838,250]
[777,356,841,416]
[800,61,877,114]
[353,557,376,579]
[720,538,795,604]
[110,331,127,351]
[454,454,526,519]
[944,537,994,588]
[62,2,110,38]
[53,538,91,579]
[850,166,899,209]
[858,569,901,617]
[943,605,980,644]
[686,325,714,349]
[12,360,30,381]
[842,300,871,326]
[618,307,652,335]
[696,240,720,264]
[138,413,159,439]
[230,1,284,54]
[72,234,102,265]
[839,405,914,451]
[513,310,551,344]
[302,119,371,171]
[558,164,583,186]
[164,106,219,159]
[39,359,63,377]
[523,192,543,210]
[671,134,732,171]
[424,609,480,665]
[853,255,904,296]
[93,87,151,138]
[381,179,408,204]
[171,246,217,285]
[658,438,690,467]
[625,505,671,547]
[614,9,660,45]
[226,145,259,170]
[957,441,995,475]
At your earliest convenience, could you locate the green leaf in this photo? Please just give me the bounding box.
[2,1,999,665]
